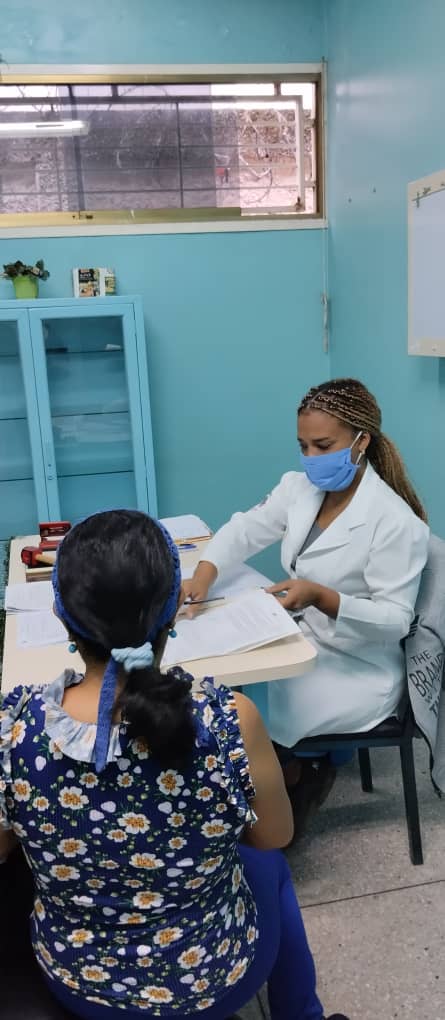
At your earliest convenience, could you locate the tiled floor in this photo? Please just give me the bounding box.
[239,740,445,1020]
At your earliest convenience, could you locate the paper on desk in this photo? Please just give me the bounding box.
[160,514,211,540]
[180,565,194,581]
[17,611,66,648]
[178,562,272,597]
[5,581,53,613]
[163,588,300,667]
[210,563,272,600]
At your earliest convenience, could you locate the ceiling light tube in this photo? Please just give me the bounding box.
[0,120,89,137]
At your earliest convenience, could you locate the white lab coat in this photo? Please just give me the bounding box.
[204,464,429,746]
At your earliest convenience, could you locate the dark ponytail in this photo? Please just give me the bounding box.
[116,664,195,768]
[367,433,428,523]
[57,510,196,769]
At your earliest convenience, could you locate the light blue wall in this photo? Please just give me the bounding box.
[2,0,322,64]
[327,0,445,535]
[1,0,328,575]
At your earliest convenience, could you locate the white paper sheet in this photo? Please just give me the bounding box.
[163,588,300,667]
[177,562,273,606]
[159,514,211,540]
[180,566,194,581]
[17,611,66,648]
[210,563,273,600]
[5,581,53,613]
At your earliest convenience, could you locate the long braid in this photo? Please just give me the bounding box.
[298,378,427,522]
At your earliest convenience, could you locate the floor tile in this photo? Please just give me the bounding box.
[238,992,268,1018]
[303,881,445,1020]
[287,741,445,905]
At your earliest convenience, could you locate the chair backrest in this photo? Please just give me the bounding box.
[405,533,445,792]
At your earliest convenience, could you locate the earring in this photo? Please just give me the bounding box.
[357,451,364,464]
[68,641,77,654]
[168,628,177,639]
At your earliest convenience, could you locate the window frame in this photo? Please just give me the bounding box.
[0,63,326,237]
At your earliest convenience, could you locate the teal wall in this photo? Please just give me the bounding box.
[1,0,322,64]
[327,0,445,534]
[0,0,328,578]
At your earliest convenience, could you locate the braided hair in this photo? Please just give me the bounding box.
[298,378,427,522]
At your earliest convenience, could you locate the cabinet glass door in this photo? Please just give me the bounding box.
[0,311,48,538]
[29,305,148,522]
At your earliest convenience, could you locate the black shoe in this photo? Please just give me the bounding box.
[325,1014,351,1019]
[288,758,337,840]
[313,757,337,807]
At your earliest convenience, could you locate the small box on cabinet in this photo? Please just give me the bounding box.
[72,267,116,298]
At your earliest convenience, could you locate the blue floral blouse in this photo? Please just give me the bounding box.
[0,670,259,1015]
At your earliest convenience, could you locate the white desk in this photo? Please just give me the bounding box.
[1,536,316,694]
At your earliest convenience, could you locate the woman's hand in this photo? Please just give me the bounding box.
[182,561,218,606]
[267,579,319,611]
[267,579,340,619]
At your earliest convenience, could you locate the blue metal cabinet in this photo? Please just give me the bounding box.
[0,306,49,537]
[0,297,157,538]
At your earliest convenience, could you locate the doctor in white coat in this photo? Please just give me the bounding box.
[185,378,429,752]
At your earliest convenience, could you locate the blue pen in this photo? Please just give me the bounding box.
[177,542,197,550]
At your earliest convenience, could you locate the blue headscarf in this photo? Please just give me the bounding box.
[52,516,181,772]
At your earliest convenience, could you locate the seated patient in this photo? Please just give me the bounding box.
[0,511,348,1020]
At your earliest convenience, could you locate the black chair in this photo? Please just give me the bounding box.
[294,700,424,865]
[0,848,73,1020]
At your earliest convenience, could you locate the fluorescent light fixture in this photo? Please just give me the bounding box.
[211,83,275,96]
[0,119,89,138]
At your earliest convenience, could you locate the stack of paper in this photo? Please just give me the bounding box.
[5,581,66,649]
[179,561,273,604]
[5,581,53,613]
[162,588,300,668]
[160,514,211,541]
[17,611,66,648]
[206,562,272,600]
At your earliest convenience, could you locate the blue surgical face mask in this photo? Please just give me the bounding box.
[301,431,363,491]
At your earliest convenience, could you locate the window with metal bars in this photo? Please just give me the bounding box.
[0,75,322,226]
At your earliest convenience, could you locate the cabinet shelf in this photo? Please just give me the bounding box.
[45,348,123,356]
[51,408,130,419]
[57,467,134,480]
[1,475,34,483]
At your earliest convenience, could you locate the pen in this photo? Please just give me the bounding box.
[183,596,225,606]
[177,542,197,550]
[174,535,210,544]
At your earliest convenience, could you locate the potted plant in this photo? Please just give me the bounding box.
[2,259,50,299]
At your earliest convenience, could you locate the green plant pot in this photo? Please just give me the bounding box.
[12,275,39,299]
